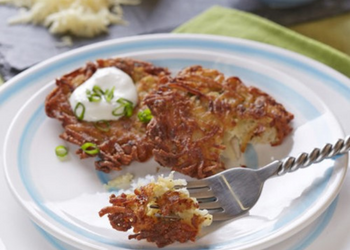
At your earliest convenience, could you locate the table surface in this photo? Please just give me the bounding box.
[290,11,350,56]
[1,1,350,250]
[0,0,350,80]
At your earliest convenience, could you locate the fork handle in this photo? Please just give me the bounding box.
[277,136,350,176]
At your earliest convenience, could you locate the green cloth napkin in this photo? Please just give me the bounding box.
[174,6,350,78]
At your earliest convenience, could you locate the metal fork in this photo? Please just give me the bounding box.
[184,136,350,221]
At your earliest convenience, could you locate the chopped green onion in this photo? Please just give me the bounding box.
[94,120,110,132]
[88,93,102,102]
[112,98,134,118]
[116,97,133,105]
[81,142,99,155]
[117,98,134,117]
[138,108,153,123]
[104,86,115,103]
[124,104,133,117]
[112,105,124,117]
[55,145,68,158]
[74,102,85,121]
[93,85,104,95]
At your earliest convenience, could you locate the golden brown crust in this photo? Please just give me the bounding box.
[45,58,170,172]
[99,184,206,248]
[144,65,294,178]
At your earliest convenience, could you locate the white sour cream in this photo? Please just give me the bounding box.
[69,67,138,122]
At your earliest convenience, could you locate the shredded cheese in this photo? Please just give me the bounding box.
[0,0,141,37]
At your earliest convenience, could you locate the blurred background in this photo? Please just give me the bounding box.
[0,0,349,81]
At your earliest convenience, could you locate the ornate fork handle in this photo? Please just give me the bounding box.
[277,136,350,176]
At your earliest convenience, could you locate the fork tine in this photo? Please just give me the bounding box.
[184,180,210,189]
[208,211,231,221]
[210,211,248,221]
[187,188,215,199]
[198,201,222,210]
[153,210,245,222]
[211,212,234,221]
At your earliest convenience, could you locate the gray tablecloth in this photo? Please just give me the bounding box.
[0,0,349,80]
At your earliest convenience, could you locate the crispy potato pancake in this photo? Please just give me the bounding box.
[145,66,294,178]
[45,58,170,172]
[99,173,212,248]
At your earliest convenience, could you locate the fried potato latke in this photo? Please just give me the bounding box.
[45,58,169,172]
[144,66,294,178]
[99,174,212,248]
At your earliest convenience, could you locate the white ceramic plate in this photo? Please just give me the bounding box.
[2,34,349,250]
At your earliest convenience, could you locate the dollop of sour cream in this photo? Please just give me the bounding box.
[69,67,138,122]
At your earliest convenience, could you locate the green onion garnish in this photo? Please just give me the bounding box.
[104,86,115,103]
[55,145,68,158]
[74,102,85,121]
[112,105,124,117]
[93,85,104,95]
[124,104,133,117]
[88,93,102,102]
[112,98,134,118]
[138,108,153,123]
[94,120,110,132]
[81,142,99,155]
